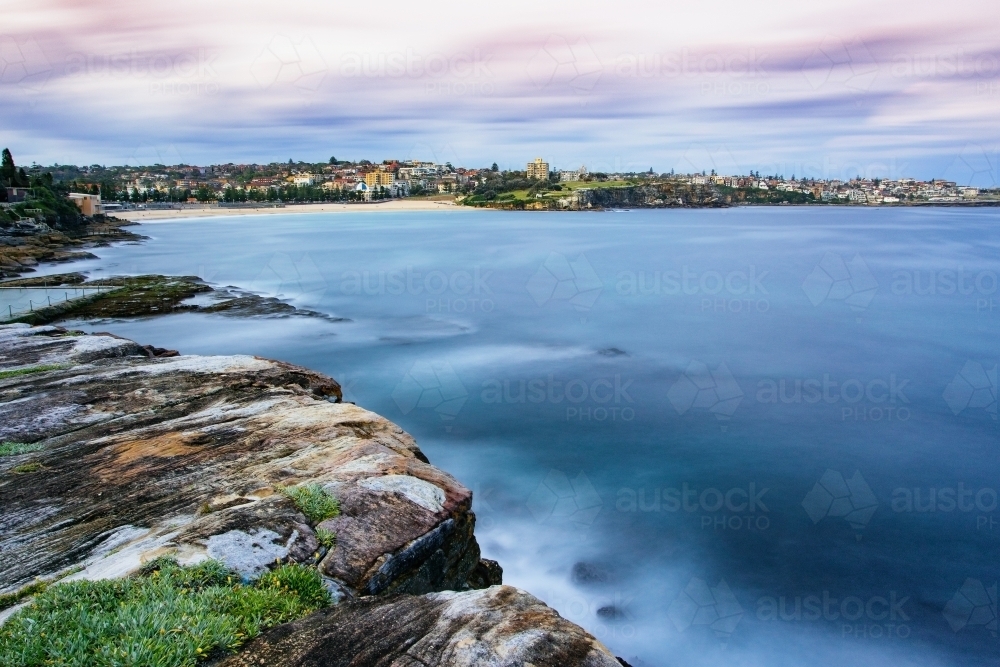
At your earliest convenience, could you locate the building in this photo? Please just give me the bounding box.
[364,170,394,188]
[67,193,102,216]
[5,187,30,203]
[526,158,549,180]
[559,165,587,182]
[292,175,315,186]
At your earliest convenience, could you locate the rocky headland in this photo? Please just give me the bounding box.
[0,323,625,665]
[0,217,142,280]
[3,273,344,326]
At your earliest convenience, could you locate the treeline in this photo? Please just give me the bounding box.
[469,170,557,201]
[218,184,388,203]
[718,186,816,205]
[1,148,84,228]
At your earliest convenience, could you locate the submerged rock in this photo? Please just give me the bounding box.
[217,585,622,667]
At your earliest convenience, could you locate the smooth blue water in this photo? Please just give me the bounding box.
[39,207,999,666]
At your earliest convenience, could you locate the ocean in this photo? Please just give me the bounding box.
[36,205,999,666]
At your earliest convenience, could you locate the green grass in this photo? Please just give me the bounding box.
[315,527,336,550]
[11,462,43,474]
[0,364,68,380]
[280,483,340,524]
[0,442,43,456]
[0,580,48,612]
[0,559,330,667]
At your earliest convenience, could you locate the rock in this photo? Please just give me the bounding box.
[1,324,618,665]
[0,324,479,600]
[572,561,612,585]
[467,558,503,589]
[217,585,622,667]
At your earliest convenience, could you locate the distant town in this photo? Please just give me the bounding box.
[2,148,998,221]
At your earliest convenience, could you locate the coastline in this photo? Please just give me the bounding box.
[114,199,1000,222]
[0,323,624,665]
[117,198,472,222]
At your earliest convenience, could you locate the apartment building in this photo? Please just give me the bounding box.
[365,170,394,188]
[526,158,549,180]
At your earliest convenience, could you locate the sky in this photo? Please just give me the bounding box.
[1,0,998,184]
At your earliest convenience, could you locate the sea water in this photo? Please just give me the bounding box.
[41,206,999,666]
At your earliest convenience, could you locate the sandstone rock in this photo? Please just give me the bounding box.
[0,323,478,598]
[1,324,617,666]
[217,585,623,667]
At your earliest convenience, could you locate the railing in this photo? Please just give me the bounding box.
[0,284,125,320]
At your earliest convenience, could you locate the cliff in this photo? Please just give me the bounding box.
[0,323,622,665]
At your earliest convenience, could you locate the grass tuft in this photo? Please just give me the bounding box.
[11,462,43,474]
[0,580,48,612]
[0,559,330,666]
[280,483,340,524]
[0,442,43,456]
[315,527,336,550]
[0,364,68,380]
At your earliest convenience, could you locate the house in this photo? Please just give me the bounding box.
[292,175,315,186]
[67,193,103,216]
[5,187,30,203]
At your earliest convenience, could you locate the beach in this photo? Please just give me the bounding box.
[117,198,467,221]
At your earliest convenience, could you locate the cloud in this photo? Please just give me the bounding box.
[1,0,997,174]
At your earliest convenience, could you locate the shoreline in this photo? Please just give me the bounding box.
[117,198,473,221]
[0,324,622,665]
[115,199,1000,222]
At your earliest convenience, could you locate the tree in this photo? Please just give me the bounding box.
[329,156,337,164]
[1,148,16,185]
[1,148,27,187]
[491,163,498,171]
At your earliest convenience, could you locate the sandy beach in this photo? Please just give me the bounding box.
[116,198,470,222]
